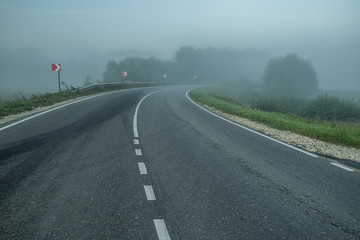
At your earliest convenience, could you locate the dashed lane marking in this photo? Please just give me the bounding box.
[144,185,156,200]
[154,219,171,240]
[138,162,148,174]
[135,149,142,156]
[132,89,171,240]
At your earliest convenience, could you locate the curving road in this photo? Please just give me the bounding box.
[0,86,359,239]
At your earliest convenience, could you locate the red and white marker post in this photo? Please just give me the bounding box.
[52,64,62,92]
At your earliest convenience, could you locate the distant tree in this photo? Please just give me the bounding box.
[175,46,203,80]
[148,57,170,82]
[102,60,120,82]
[263,53,318,99]
[118,57,154,82]
[83,74,93,86]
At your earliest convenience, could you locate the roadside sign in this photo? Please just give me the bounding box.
[52,63,61,92]
[122,71,127,76]
[52,63,61,71]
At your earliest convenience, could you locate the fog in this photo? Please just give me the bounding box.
[1,0,359,100]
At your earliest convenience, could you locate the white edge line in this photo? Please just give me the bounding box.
[330,162,354,172]
[0,89,134,132]
[185,90,318,158]
[154,219,171,240]
[133,90,162,138]
[144,185,156,200]
[138,162,147,174]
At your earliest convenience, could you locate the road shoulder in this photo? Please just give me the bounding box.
[202,104,360,164]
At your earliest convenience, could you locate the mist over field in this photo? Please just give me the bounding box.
[1,0,359,100]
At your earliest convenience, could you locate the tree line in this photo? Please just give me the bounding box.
[102,46,270,83]
[102,46,319,99]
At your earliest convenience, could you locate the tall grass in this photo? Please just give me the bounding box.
[304,94,360,121]
[212,83,360,122]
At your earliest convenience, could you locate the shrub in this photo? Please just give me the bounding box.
[304,94,360,121]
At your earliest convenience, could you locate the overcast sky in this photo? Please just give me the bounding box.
[1,0,359,93]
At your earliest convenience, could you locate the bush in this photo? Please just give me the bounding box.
[304,94,360,121]
[252,95,305,114]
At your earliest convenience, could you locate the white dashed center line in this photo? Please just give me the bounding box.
[154,219,171,240]
[133,90,171,240]
[138,162,148,174]
[135,149,142,156]
[144,185,156,200]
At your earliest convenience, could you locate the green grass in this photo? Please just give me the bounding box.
[190,87,360,149]
[0,83,155,118]
[0,91,73,117]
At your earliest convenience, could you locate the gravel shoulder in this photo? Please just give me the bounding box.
[204,105,360,163]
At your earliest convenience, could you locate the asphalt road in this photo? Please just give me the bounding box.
[0,86,359,239]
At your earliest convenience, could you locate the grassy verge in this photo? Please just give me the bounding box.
[190,87,360,149]
[0,83,154,118]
